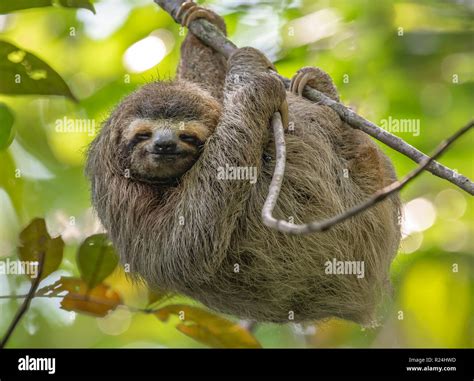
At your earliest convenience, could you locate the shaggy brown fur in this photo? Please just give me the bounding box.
[86,11,401,324]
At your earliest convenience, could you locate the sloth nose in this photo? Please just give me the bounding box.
[152,133,178,154]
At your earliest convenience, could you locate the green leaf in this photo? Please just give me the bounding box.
[0,40,76,100]
[0,151,23,213]
[18,218,64,281]
[0,103,15,150]
[58,0,95,14]
[77,234,119,289]
[0,0,95,14]
[155,304,262,348]
[0,0,52,14]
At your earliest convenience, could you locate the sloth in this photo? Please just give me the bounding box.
[86,3,401,324]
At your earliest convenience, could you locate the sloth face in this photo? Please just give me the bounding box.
[124,118,212,184]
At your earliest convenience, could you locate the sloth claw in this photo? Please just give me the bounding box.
[176,1,194,22]
[279,99,289,132]
[289,68,320,97]
[177,1,216,28]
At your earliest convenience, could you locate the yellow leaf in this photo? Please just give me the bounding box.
[155,304,261,348]
[38,276,122,317]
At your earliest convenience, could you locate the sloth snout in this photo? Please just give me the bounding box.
[152,132,178,154]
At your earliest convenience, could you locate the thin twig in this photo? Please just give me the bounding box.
[0,253,45,349]
[154,0,474,195]
[0,292,152,314]
[262,119,473,234]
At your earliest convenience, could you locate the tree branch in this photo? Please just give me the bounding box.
[154,0,474,195]
[262,118,473,234]
[0,253,45,349]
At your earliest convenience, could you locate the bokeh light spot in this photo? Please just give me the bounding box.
[400,231,424,254]
[97,306,132,336]
[123,36,167,73]
[402,197,436,236]
[439,221,469,252]
[434,189,467,220]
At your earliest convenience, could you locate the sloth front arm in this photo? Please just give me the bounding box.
[155,48,287,285]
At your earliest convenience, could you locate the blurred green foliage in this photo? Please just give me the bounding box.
[0,0,472,348]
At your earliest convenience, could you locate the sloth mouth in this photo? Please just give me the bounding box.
[149,151,198,164]
[150,152,183,159]
[152,152,181,157]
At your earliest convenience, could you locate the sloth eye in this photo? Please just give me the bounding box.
[179,133,201,146]
[135,132,152,141]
